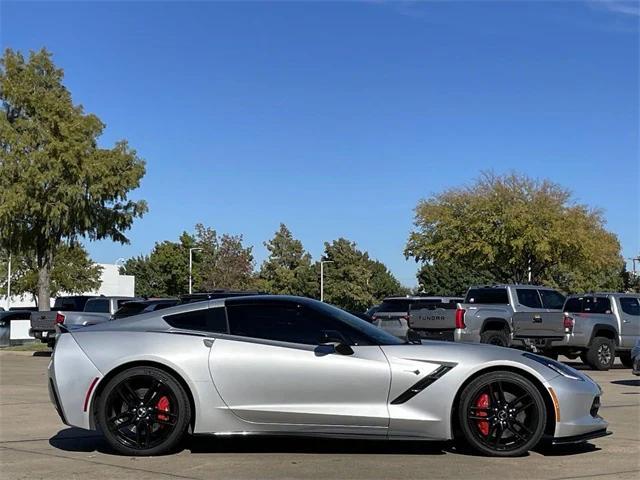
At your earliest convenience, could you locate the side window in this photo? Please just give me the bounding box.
[163,307,227,333]
[539,290,565,310]
[227,303,321,345]
[226,303,373,346]
[84,299,110,313]
[619,297,640,316]
[516,289,542,309]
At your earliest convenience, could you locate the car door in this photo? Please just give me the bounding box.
[208,299,391,432]
[617,296,640,349]
[511,288,545,338]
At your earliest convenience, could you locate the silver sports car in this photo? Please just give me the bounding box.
[49,295,609,457]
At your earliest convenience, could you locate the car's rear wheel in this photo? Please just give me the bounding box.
[480,329,509,347]
[96,366,191,456]
[457,371,547,457]
[585,337,615,371]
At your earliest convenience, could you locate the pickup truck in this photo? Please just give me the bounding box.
[454,284,567,349]
[545,293,640,370]
[371,296,463,340]
[30,296,138,347]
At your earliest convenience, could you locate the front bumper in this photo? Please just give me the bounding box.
[551,428,611,445]
[548,373,609,440]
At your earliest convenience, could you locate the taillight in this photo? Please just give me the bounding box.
[455,308,466,329]
[55,312,65,325]
[563,313,574,333]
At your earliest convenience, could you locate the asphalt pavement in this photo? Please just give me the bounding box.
[0,350,638,480]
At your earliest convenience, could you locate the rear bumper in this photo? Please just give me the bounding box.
[454,328,481,343]
[413,329,454,342]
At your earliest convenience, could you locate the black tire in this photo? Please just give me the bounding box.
[579,352,589,364]
[96,366,191,456]
[480,329,510,347]
[619,352,633,368]
[565,353,578,360]
[457,371,547,457]
[585,337,615,371]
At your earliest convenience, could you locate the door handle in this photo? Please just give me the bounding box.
[532,315,542,323]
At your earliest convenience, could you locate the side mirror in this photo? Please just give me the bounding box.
[319,330,354,356]
[407,329,422,344]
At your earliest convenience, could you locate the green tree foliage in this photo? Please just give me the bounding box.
[0,49,147,309]
[406,172,623,293]
[322,238,406,311]
[258,224,317,297]
[123,224,255,297]
[0,244,102,304]
[417,260,495,296]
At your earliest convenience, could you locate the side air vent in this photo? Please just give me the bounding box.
[391,365,453,405]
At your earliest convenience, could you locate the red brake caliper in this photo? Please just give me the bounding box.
[475,393,490,436]
[156,396,170,423]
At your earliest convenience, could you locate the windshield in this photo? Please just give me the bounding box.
[311,301,405,345]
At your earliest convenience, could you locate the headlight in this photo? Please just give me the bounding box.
[522,352,585,381]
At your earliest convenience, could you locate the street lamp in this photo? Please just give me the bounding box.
[189,248,203,295]
[320,260,334,302]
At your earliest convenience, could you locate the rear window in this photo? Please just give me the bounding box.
[516,289,542,309]
[83,299,110,313]
[53,296,93,311]
[411,300,457,310]
[163,307,227,333]
[465,288,509,304]
[114,302,147,318]
[564,296,612,314]
[377,299,411,313]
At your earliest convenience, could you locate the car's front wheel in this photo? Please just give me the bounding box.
[96,366,191,456]
[457,371,547,457]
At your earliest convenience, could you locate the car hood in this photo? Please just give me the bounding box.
[380,340,561,382]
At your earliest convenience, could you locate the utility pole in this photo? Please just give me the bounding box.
[189,248,202,295]
[6,254,11,310]
[320,260,334,302]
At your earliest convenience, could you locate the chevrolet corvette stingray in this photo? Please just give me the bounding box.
[48,295,609,456]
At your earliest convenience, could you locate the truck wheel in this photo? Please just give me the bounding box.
[619,352,633,368]
[585,337,615,371]
[480,330,509,347]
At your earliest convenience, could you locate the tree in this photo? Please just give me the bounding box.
[258,224,317,297]
[405,172,623,293]
[123,224,255,296]
[0,243,102,304]
[368,260,410,301]
[0,49,147,310]
[416,260,495,296]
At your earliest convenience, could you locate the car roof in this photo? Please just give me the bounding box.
[468,284,553,290]
[567,292,640,298]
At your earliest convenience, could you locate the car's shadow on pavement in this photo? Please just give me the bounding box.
[50,428,601,457]
[611,379,640,387]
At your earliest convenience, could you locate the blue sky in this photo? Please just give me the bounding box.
[2,1,638,286]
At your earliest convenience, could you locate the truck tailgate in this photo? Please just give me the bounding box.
[30,311,57,330]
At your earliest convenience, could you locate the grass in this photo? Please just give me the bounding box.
[0,342,50,351]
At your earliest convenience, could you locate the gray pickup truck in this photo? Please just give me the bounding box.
[372,296,463,340]
[30,295,138,347]
[544,293,640,370]
[454,284,567,349]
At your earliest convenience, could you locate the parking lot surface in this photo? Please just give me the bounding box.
[0,350,638,480]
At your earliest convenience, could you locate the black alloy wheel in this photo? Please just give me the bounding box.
[458,371,546,457]
[97,366,191,456]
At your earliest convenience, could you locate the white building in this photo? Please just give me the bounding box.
[3,263,135,310]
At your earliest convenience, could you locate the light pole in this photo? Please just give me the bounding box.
[6,254,11,310]
[320,260,334,302]
[189,248,203,295]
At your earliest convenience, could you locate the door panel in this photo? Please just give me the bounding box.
[617,297,640,348]
[209,338,391,427]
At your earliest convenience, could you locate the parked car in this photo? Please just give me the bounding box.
[454,285,566,349]
[112,298,179,320]
[29,295,96,347]
[372,296,463,340]
[631,339,640,376]
[49,295,609,457]
[544,293,640,371]
[30,295,138,347]
[365,304,381,317]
